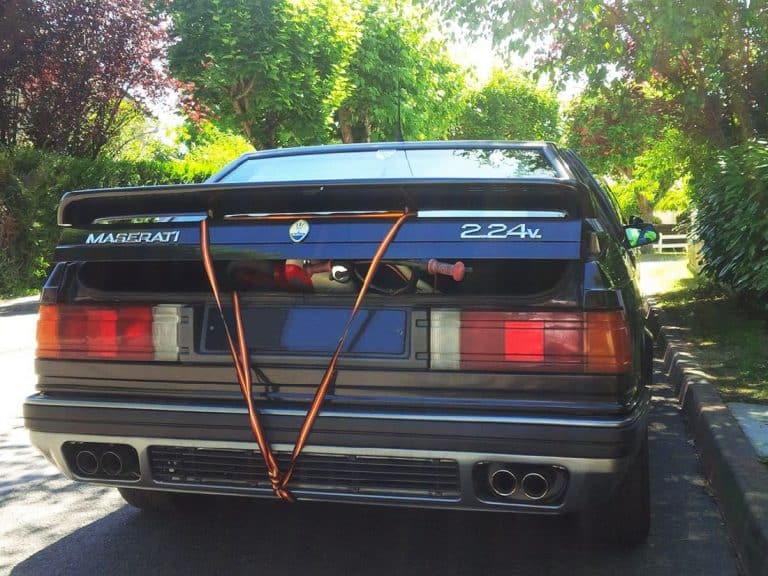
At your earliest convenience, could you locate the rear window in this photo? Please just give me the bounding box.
[78,259,574,297]
[218,148,560,183]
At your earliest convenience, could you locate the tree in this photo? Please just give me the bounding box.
[564,82,665,178]
[336,0,465,143]
[0,0,170,158]
[438,0,768,146]
[564,83,690,219]
[168,0,357,149]
[608,128,693,220]
[453,70,559,141]
[436,0,768,147]
[0,0,41,147]
[436,0,768,297]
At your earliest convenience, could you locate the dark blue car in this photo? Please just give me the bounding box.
[25,141,656,545]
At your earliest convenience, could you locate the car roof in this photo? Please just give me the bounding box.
[234,140,558,158]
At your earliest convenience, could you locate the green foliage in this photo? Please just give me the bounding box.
[169,0,467,146]
[439,0,768,146]
[0,147,222,297]
[568,89,692,220]
[606,179,641,222]
[620,128,692,218]
[179,124,254,174]
[98,104,180,162]
[564,82,665,177]
[168,0,357,149]
[654,275,768,402]
[337,0,466,142]
[632,130,689,194]
[654,176,691,213]
[453,70,559,140]
[693,140,768,299]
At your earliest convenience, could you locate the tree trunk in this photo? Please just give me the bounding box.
[230,83,265,148]
[338,106,354,143]
[636,192,653,222]
[360,113,372,143]
[263,113,279,149]
[240,119,257,148]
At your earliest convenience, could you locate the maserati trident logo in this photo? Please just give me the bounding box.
[289,219,310,243]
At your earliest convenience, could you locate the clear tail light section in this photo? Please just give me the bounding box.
[37,304,182,361]
[430,310,631,374]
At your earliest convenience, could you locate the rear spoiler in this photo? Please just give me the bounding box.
[57,179,589,226]
[54,180,591,262]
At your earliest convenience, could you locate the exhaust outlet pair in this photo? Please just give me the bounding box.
[74,450,123,476]
[489,467,550,500]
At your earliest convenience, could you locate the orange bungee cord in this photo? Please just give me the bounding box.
[199,210,412,501]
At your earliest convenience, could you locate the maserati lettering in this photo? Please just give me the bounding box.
[460,223,542,239]
[86,231,180,244]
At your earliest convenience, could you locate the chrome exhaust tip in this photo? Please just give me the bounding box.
[489,468,518,497]
[100,451,123,476]
[75,450,99,475]
[522,472,550,500]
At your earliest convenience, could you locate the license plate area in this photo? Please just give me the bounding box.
[201,306,409,358]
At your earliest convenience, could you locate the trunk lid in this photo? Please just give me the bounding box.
[39,180,634,409]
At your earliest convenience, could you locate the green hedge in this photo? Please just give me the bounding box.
[693,140,768,301]
[0,148,216,297]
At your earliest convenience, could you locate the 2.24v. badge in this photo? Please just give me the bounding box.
[459,223,542,239]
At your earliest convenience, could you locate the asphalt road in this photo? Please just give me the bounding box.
[0,299,741,576]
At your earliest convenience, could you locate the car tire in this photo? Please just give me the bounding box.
[118,488,197,514]
[585,428,650,547]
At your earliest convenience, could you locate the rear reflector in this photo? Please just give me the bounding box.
[585,311,633,373]
[431,310,631,374]
[37,304,182,361]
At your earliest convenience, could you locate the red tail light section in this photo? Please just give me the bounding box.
[431,310,631,374]
[37,304,181,361]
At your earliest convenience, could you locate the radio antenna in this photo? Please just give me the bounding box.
[395,77,404,142]
[394,0,405,142]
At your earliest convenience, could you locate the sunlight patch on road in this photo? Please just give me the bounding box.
[638,256,693,296]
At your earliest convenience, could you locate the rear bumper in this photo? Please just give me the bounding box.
[24,391,650,514]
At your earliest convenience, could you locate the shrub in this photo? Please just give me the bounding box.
[0,147,220,297]
[692,140,768,301]
[607,179,642,221]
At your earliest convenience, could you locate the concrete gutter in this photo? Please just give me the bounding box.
[648,304,768,576]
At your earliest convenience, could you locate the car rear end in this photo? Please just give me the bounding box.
[24,143,649,535]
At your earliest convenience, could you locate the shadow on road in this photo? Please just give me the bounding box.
[9,498,665,576]
[0,298,39,317]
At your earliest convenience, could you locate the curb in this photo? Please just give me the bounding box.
[0,295,40,317]
[649,304,768,576]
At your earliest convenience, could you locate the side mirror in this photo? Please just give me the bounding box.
[624,222,658,248]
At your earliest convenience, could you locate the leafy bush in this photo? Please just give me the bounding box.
[606,179,641,221]
[693,140,768,300]
[177,124,254,174]
[0,147,223,297]
[454,70,560,141]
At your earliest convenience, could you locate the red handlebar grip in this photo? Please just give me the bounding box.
[303,261,332,275]
[427,259,465,282]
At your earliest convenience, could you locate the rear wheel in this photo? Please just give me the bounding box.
[585,428,650,547]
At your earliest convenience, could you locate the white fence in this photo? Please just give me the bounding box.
[654,233,688,253]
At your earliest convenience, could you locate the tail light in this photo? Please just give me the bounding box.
[430,310,631,374]
[37,304,182,361]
